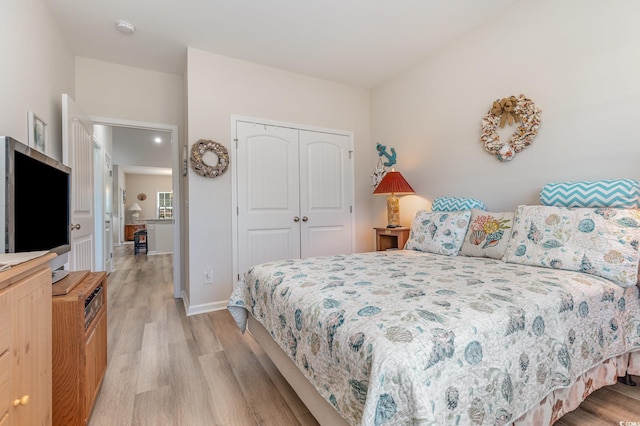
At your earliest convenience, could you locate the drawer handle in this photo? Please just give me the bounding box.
[13,395,29,407]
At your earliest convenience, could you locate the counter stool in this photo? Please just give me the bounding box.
[133,229,148,255]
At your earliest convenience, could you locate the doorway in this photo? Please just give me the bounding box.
[92,116,182,298]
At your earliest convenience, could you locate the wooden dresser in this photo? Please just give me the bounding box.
[0,253,56,426]
[52,271,107,426]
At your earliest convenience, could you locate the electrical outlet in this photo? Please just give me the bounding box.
[204,267,213,284]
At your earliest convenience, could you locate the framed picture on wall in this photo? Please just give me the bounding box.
[27,111,47,154]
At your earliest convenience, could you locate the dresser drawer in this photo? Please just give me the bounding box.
[0,292,8,354]
[0,350,10,423]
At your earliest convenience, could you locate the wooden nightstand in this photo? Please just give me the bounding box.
[375,227,410,251]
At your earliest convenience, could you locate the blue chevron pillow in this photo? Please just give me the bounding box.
[432,197,486,212]
[540,179,640,208]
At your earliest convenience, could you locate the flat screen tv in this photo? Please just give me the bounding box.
[1,136,71,280]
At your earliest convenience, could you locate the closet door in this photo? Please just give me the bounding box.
[236,122,300,274]
[299,130,353,258]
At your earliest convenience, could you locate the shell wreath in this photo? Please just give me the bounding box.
[480,94,541,162]
[190,139,229,178]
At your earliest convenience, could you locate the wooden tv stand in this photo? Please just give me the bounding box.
[52,271,108,426]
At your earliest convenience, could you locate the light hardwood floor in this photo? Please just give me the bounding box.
[89,244,640,425]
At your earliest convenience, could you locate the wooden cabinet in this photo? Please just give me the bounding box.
[124,224,145,241]
[0,253,55,426]
[52,271,107,426]
[375,227,410,251]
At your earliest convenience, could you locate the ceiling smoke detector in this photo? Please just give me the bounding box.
[115,21,136,35]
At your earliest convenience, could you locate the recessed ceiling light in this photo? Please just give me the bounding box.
[115,21,136,35]
[154,137,162,143]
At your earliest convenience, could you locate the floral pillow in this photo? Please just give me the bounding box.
[503,205,640,287]
[459,210,514,259]
[404,210,471,256]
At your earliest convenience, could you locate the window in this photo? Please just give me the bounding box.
[157,191,173,219]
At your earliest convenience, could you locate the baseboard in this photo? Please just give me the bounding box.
[147,251,173,256]
[185,298,228,316]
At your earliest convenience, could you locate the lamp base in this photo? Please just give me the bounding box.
[386,195,400,228]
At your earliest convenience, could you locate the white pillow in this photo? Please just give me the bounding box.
[404,210,471,256]
[503,205,640,287]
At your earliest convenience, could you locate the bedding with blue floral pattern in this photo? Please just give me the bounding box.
[228,250,640,426]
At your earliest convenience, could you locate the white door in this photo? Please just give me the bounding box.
[62,94,95,271]
[236,123,300,274]
[299,130,353,258]
[235,120,354,274]
[104,153,113,273]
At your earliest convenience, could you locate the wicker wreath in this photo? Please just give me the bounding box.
[190,139,229,178]
[481,94,542,161]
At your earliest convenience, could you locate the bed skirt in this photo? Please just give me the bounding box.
[246,314,640,426]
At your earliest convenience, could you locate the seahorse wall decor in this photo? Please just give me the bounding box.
[376,143,397,168]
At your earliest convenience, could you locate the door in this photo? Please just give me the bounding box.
[62,94,95,271]
[236,123,300,274]
[299,130,353,258]
[236,120,354,274]
[104,153,113,273]
[10,268,52,426]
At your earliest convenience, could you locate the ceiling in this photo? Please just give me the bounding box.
[46,0,520,88]
[108,126,173,176]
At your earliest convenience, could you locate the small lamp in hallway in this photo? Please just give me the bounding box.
[128,202,142,222]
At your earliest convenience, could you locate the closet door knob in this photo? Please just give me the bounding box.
[293,216,300,222]
[302,216,308,222]
[71,223,81,231]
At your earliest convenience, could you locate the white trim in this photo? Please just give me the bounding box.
[185,299,229,316]
[230,114,356,286]
[90,115,182,299]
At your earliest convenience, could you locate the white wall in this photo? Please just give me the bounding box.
[186,48,371,313]
[75,57,184,126]
[371,0,640,225]
[0,0,75,161]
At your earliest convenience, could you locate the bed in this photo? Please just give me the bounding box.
[228,192,640,425]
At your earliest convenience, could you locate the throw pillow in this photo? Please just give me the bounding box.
[539,179,640,208]
[459,209,514,259]
[431,196,486,212]
[404,210,471,256]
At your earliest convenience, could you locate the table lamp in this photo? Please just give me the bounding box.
[128,202,142,222]
[373,170,415,228]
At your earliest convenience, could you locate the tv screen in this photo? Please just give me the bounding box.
[13,150,70,253]
[2,137,71,263]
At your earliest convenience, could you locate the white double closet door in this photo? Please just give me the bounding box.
[236,120,354,274]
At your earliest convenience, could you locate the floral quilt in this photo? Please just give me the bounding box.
[227,250,640,426]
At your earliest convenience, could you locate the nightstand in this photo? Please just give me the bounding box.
[375,227,410,251]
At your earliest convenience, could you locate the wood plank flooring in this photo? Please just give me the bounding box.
[89,244,640,425]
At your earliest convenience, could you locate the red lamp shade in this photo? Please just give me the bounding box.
[373,171,415,195]
[373,171,415,228]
